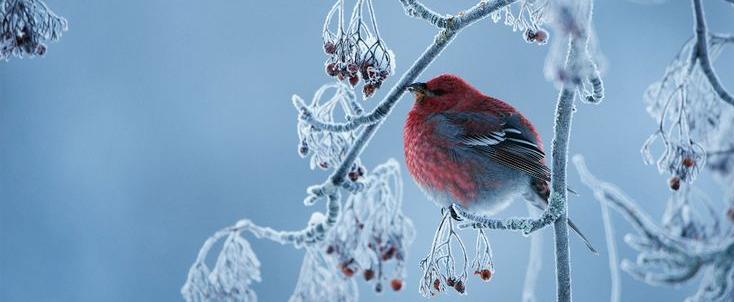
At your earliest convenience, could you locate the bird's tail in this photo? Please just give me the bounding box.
[567,218,598,255]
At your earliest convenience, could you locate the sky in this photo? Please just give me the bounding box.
[1,0,733,301]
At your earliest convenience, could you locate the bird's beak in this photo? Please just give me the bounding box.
[407,82,435,100]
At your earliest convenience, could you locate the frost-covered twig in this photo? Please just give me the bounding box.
[1,0,67,60]
[523,204,544,302]
[690,0,733,106]
[574,156,734,302]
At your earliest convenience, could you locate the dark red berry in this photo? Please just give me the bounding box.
[390,279,403,291]
[348,171,359,181]
[325,63,338,76]
[446,277,456,287]
[433,279,441,291]
[349,76,359,86]
[669,176,681,191]
[324,41,336,54]
[682,157,695,168]
[479,269,492,281]
[319,162,329,169]
[381,246,396,261]
[340,263,355,277]
[363,84,375,97]
[453,280,465,294]
[363,269,375,281]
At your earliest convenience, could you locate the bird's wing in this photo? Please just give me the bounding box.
[438,111,551,182]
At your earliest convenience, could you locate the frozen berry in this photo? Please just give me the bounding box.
[324,41,336,54]
[534,29,548,44]
[363,84,376,98]
[319,162,329,169]
[446,277,456,287]
[453,280,465,294]
[479,269,493,281]
[381,246,396,261]
[669,176,681,191]
[325,245,335,254]
[325,63,338,76]
[390,279,403,291]
[348,171,359,182]
[349,75,359,86]
[340,263,355,277]
[682,157,695,168]
[363,269,375,281]
[433,278,441,291]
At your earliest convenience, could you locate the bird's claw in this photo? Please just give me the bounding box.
[449,204,463,221]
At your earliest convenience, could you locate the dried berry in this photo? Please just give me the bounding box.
[363,269,375,281]
[453,280,465,294]
[669,176,681,191]
[324,41,336,54]
[390,279,403,291]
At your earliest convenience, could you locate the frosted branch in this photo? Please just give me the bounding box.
[523,204,544,302]
[691,0,733,106]
[573,155,734,302]
[0,0,67,60]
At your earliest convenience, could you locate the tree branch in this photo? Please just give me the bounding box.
[691,0,733,106]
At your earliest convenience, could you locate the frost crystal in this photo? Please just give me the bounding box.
[641,34,734,186]
[182,231,261,302]
[0,0,67,60]
[289,248,358,302]
[293,82,363,171]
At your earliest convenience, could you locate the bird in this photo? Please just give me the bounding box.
[403,73,596,253]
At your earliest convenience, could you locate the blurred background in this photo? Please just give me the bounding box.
[1,0,732,301]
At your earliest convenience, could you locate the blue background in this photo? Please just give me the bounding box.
[1,1,732,301]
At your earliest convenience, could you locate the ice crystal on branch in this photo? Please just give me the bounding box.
[293,82,363,172]
[0,0,67,60]
[641,34,734,186]
[490,0,550,44]
[290,248,358,302]
[322,0,395,99]
[182,227,261,302]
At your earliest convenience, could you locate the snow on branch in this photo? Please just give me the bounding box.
[573,155,734,302]
[1,0,67,60]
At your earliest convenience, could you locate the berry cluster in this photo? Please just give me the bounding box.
[322,0,395,99]
[323,160,414,294]
[1,0,67,60]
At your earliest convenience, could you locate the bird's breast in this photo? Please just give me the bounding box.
[403,112,479,205]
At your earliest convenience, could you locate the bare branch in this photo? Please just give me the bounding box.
[691,0,733,106]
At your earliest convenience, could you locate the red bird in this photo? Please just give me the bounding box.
[403,74,595,253]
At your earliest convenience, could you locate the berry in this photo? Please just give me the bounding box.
[433,278,441,291]
[375,282,383,293]
[363,84,376,98]
[534,29,548,44]
[324,41,336,54]
[363,269,375,281]
[669,176,681,191]
[347,63,359,74]
[325,63,338,76]
[479,269,493,281]
[381,246,396,261]
[390,279,403,291]
[339,263,355,277]
[453,280,465,294]
[319,162,329,169]
[298,144,309,156]
[349,75,359,86]
[325,245,335,254]
[445,277,456,287]
[357,166,365,176]
[682,157,695,168]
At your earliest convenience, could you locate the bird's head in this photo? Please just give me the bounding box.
[407,74,482,112]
